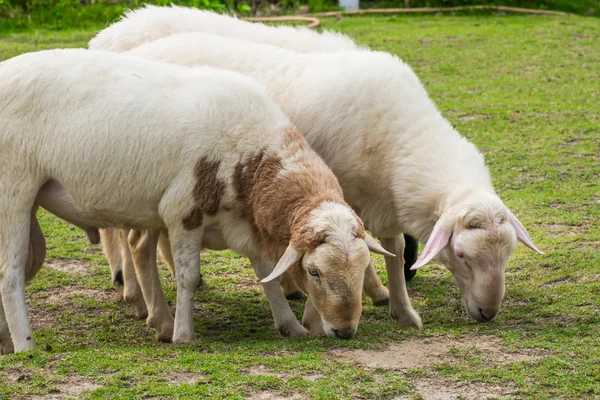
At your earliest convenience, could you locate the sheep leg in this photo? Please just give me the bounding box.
[302,297,325,337]
[280,273,305,301]
[158,231,204,288]
[0,299,14,354]
[1,208,48,354]
[381,236,422,329]
[0,204,37,352]
[362,262,390,306]
[251,258,308,338]
[100,228,125,301]
[128,230,174,342]
[118,229,148,319]
[168,227,203,344]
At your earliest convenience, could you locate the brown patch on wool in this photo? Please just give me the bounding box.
[233,129,360,262]
[182,157,225,230]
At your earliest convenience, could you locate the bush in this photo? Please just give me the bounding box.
[0,0,597,31]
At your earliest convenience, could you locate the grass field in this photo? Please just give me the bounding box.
[0,13,599,400]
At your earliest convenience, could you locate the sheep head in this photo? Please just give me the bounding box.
[411,191,543,322]
[262,201,393,339]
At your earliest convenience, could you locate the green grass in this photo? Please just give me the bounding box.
[1,14,599,399]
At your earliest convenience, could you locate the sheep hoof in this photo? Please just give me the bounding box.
[172,330,198,344]
[156,325,174,343]
[124,291,148,319]
[373,298,390,306]
[391,307,423,330]
[277,322,309,338]
[285,291,305,301]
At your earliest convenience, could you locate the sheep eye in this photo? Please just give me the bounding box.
[456,252,465,259]
[308,267,320,277]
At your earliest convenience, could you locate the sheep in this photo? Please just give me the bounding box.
[113,32,544,330]
[88,5,360,54]
[89,5,404,312]
[0,48,392,352]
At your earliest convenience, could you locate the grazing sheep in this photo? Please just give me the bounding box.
[117,33,544,329]
[90,5,402,312]
[88,5,359,54]
[0,49,390,352]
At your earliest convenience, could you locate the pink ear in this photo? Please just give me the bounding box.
[507,210,544,255]
[411,218,453,270]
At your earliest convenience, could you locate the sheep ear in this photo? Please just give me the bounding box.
[261,246,303,283]
[411,217,453,270]
[507,210,544,255]
[365,235,396,257]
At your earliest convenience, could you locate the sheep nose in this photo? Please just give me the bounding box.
[479,308,498,321]
[333,327,356,339]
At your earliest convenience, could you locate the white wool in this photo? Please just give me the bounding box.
[121,33,497,239]
[88,5,360,53]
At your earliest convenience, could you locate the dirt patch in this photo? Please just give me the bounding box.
[247,392,305,400]
[165,371,202,385]
[458,114,488,121]
[46,259,91,275]
[330,336,537,370]
[41,287,115,305]
[247,365,286,379]
[540,223,584,238]
[12,374,100,399]
[395,375,515,400]
[27,299,59,331]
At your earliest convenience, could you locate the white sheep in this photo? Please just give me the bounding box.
[116,32,544,330]
[0,48,392,352]
[90,5,397,315]
[89,5,360,53]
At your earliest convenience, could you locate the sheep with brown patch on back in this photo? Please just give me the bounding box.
[0,48,392,353]
[90,5,399,312]
[102,32,545,332]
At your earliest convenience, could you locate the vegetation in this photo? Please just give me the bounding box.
[0,0,598,31]
[0,13,599,399]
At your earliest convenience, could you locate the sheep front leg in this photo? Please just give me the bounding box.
[251,258,308,338]
[128,230,174,342]
[118,229,148,319]
[158,230,205,288]
[168,228,203,344]
[381,236,422,329]
[362,262,390,306]
[302,297,325,337]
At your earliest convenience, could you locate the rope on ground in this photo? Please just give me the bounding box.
[241,5,575,29]
[314,5,573,18]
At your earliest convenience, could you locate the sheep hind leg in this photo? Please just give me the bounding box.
[0,206,37,352]
[252,258,307,338]
[128,230,173,342]
[100,228,125,301]
[1,208,48,354]
[118,229,148,319]
[381,236,422,329]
